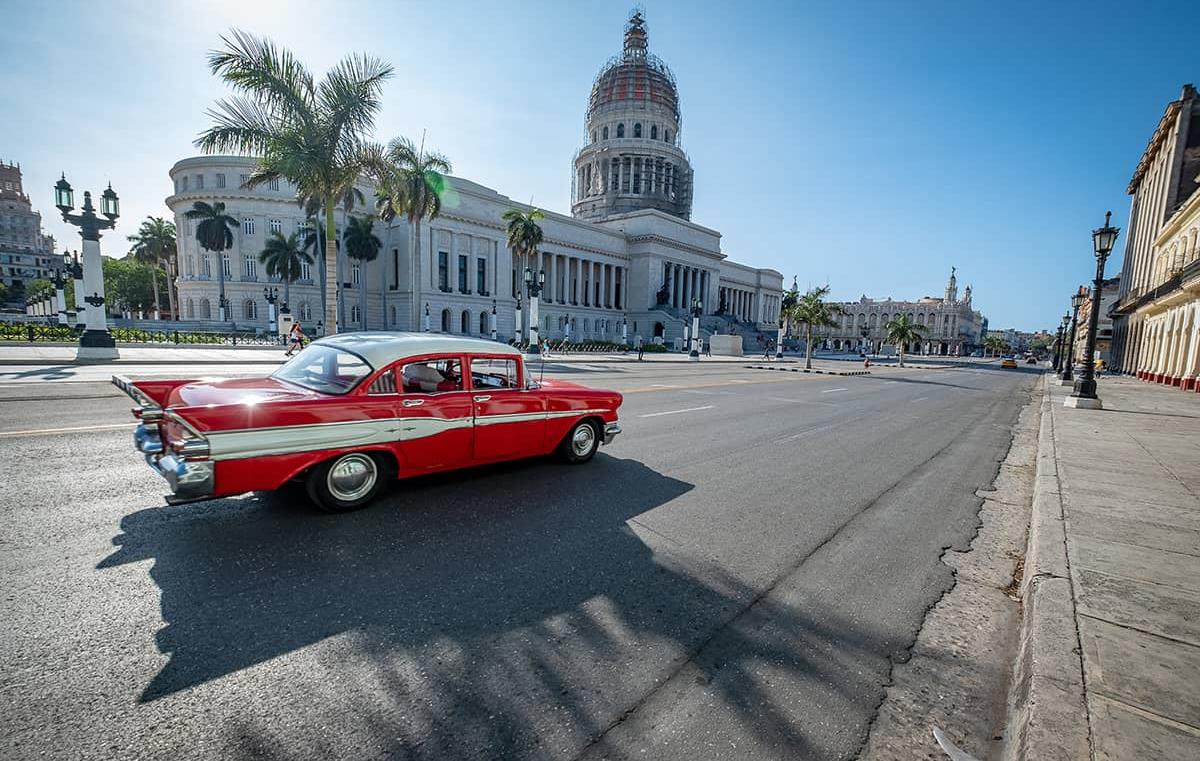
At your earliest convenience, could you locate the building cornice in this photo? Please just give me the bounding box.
[1128,99,1184,194]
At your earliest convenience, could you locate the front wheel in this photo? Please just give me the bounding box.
[558,420,601,464]
[306,452,386,513]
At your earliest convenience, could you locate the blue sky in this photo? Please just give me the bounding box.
[3,0,1197,330]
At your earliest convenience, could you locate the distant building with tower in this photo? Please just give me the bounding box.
[812,269,987,355]
[0,160,57,300]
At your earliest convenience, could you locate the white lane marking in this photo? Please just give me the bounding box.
[0,422,137,438]
[681,389,734,396]
[913,396,929,402]
[639,405,714,418]
[650,383,678,388]
[780,421,841,441]
[821,387,848,394]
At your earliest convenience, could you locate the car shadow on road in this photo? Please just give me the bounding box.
[0,365,79,381]
[97,453,909,758]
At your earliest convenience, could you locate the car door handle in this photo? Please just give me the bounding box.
[402,399,425,407]
[473,395,491,402]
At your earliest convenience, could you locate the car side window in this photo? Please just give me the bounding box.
[401,358,464,394]
[366,368,399,395]
[470,358,518,390]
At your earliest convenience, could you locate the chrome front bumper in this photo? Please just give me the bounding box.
[135,423,214,502]
[603,422,621,445]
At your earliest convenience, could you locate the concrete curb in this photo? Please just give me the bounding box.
[743,365,871,376]
[1001,374,1090,761]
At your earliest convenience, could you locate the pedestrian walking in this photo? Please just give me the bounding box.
[284,321,306,357]
[762,340,773,360]
[704,340,711,357]
[635,335,644,361]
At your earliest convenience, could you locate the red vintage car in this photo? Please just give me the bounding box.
[113,333,623,512]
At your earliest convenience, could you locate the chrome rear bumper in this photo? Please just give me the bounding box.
[135,422,214,502]
[603,422,621,445]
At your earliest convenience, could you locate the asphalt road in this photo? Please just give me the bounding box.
[0,359,1039,760]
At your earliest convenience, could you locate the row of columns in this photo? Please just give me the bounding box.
[537,252,625,311]
[577,156,680,201]
[1133,302,1200,389]
[719,285,757,322]
[664,262,709,311]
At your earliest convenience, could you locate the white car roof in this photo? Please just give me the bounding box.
[313,332,521,368]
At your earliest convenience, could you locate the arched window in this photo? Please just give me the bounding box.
[917,312,925,325]
[244,299,258,320]
[616,123,624,138]
[664,130,671,144]
[634,123,642,138]
[651,125,658,140]
[479,311,489,335]
[461,310,470,334]
[869,314,877,327]
[441,308,451,333]
[591,131,597,143]
[880,313,888,324]
[602,126,609,140]
[300,302,312,321]
[858,313,866,326]
[583,318,591,334]
[200,298,211,319]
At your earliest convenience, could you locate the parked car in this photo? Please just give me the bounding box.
[1001,358,1018,368]
[114,333,623,512]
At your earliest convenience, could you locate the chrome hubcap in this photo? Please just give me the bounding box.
[327,454,377,501]
[571,424,596,457]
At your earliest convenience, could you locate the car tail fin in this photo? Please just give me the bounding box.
[111,375,193,421]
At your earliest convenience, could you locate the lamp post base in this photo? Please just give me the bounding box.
[76,329,119,361]
[689,350,700,362]
[1064,394,1102,410]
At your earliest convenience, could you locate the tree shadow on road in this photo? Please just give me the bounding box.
[100,454,914,759]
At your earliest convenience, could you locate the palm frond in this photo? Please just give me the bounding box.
[208,29,315,121]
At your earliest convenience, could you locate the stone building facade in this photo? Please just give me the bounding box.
[1071,276,1121,365]
[0,160,57,298]
[1109,84,1200,390]
[168,11,781,344]
[812,270,986,355]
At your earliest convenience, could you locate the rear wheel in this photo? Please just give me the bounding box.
[306,452,386,513]
[559,420,600,464]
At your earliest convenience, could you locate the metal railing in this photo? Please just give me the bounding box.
[0,321,285,346]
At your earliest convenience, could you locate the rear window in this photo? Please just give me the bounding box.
[272,345,373,394]
[471,358,519,389]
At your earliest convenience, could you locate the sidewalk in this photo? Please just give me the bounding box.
[1016,374,1200,759]
[0,342,808,367]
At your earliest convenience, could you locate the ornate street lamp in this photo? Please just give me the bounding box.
[490,299,498,342]
[263,286,279,334]
[689,297,703,361]
[423,302,431,333]
[1062,286,1087,383]
[1067,211,1120,409]
[514,292,522,343]
[55,175,119,360]
[50,260,69,325]
[859,325,870,355]
[1052,319,1066,373]
[621,316,628,348]
[524,268,546,354]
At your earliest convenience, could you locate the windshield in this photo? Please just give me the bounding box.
[271,344,373,395]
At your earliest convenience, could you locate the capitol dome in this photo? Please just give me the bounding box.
[572,10,694,221]
[586,12,681,126]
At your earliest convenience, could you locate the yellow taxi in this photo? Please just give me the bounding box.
[1001,357,1018,369]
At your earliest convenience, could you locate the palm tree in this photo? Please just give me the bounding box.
[884,313,927,367]
[195,29,393,334]
[298,187,365,326]
[185,201,238,321]
[373,136,452,329]
[343,216,381,329]
[983,335,1007,357]
[502,207,545,346]
[776,276,800,358]
[258,231,312,310]
[126,216,177,320]
[791,285,844,370]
